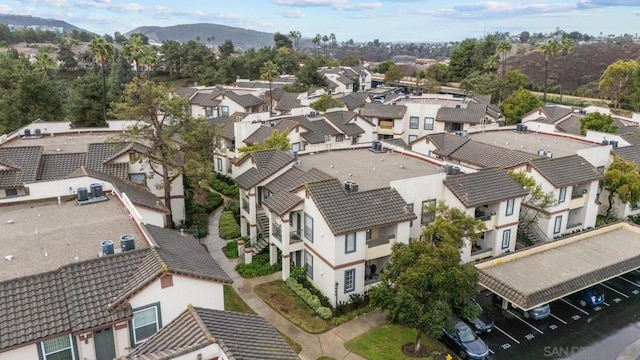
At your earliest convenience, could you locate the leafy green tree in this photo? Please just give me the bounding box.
[273,32,293,49]
[369,201,482,353]
[602,157,640,218]
[426,63,450,83]
[519,31,530,43]
[108,50,135,102]
[599,60,638,108]
[88,36,114,125]
[112,78,199,222]
[34,52,57,74]
[376,60,395,74]
[384,64,404,83]
[260,61,279,115]
[540,40,560,103]
[67,69,104,127]
[461,71,499,100]
[500,70,530,99]
[114,31,127,44]
[580,112,618,135]
[509,170,557,240]
[238,129,291,155]
[159,40,183,78]
[449,39,477,81]
[293,57,328,90]
[500,88,543,124]
[340,55,361,67]
[56,40,78,72]
[274,47,298,75]
[15,71,64,124]
[218,39,235,57]
[310,94,344,111]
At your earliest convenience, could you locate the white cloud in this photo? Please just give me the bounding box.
[123,3,143,12]
[273,0,347,6]
[336,2,382,10]
[280,9,307,18]
[0,5,12,13]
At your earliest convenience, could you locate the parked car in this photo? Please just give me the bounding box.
[463,300,494,333]
[441,318,490,360]
[493,294,551,320]
[571,287,605,308]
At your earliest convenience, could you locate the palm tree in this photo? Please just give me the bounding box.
[260,61,279,115]
[288,30,301,52]
[123,34,145,73]
[312,34,321,57]
[330,33,336,58]
[540,40,560,103]
[35,52,57,74]
[88,36,114,125]
[497,41,512,78]
[138,46,157,76]
[322,34,330,57]
[558,38,575,102]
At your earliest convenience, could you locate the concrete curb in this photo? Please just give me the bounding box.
[617,338,640,360]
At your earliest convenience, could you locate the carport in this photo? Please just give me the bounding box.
[476,222,640,311]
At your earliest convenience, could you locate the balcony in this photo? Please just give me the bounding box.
[475,209,496,229]
[469,246,493,262]
[241,199,249,212]
[366,235,395,260]
[290,229,303,244]
[272,223,282,241]
[378,120,394,135]
[569,193,587,209]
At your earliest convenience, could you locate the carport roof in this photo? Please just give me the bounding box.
[476,222,640,311]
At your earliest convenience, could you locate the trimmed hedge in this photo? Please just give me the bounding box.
[219,210,241,239]
[236,253,281,278]
[224,240,239,258]
[209,175,239,198]
[286,277,333,320]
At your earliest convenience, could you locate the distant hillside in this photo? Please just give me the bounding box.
[508,42,640,97]
[126,23,274,50]
[0,14,89,33]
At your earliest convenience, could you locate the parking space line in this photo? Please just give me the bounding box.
[619,276,640,288]
[506,310,544,334]
[560,298,590,315]
[602,283,630,298]
[551,313,568,325]
[493,325,521,344]
[489,349,495,354]
[603,301,610,307]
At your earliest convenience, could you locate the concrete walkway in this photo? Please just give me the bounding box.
[202,207,387,360]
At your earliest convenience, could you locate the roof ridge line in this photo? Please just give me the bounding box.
[188,305,217,344]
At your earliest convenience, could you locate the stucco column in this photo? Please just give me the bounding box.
[244,247,253,264]
[282,254,291,280]
[240,216,248,237]
[269,243,277,265]
[249,224,257,242]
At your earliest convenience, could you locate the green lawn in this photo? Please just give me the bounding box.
[344,325,446,360]
[254,280,333,334]
[223,285,256,314]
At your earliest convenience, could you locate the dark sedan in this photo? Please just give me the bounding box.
[464,301,494,333]
[441,318,490,360]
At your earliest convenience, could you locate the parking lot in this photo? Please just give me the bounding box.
[472,269,640,359]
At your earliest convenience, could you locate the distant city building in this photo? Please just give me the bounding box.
[7,24,64,34]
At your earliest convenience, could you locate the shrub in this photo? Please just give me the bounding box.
[219,211,241,239]
[236,252,281,278]
[224,240,239,258]
[286,277,333,319]
[202,192,223,213]
[209,174,239,198]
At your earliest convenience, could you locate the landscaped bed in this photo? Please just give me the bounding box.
[344,325,446,360]
[254,280,333,334]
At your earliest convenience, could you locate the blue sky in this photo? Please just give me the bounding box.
[3,0,640,42]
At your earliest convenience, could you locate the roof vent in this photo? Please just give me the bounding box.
[344,180,359,193]
[602,139,609,146]
[24,128,31,137]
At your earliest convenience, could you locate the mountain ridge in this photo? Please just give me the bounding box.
[0,14,90,33]
[125,23,275,50]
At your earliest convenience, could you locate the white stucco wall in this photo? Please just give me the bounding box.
[76,333,96,360]
[114,324,130,356]
[401,103,444,143]
[129,275,225,332]
[137,207,166,228]
[0,344,40,360]
[1,176,115,204]
[391,174,446,239]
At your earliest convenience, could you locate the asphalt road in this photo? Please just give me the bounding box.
[473,269,640,360]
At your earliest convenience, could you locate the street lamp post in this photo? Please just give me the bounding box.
[334,281,339,317]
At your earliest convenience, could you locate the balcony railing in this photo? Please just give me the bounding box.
[272,224,282,240]
[379,120,394,129]
[367,235,395,248]
[572,190,587,199]
[242,199,249,212]
[290,229,303,243]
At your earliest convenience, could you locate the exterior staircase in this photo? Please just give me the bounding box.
[253,211,270,255]
[521,224,551,246]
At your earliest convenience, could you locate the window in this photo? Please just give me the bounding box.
[502,229,511,249]
[408,203,414,227]
[132,305,160,345]
[292,142,301,152]
[129,173,146,185]
[558,187,567,203]
[304,214,314,242]
[5,188,18,197]
[221,106,229,116]
[421,199,436,224]
[365,229,372,241]
[408,135,418,143]
[345,233,356,253]
[597,166,605,174]
[335,134,344,142]
[216,158,223,172]
[409,116,419,129]
[424,117,434,130]
[351,136,359,145]
[450,123,462,131]
[41,335,74,360]
[304,250,313,279]
[554,215,562,234]
[506,198,515,216]
[344,269,355,293]
[205,107,213,117]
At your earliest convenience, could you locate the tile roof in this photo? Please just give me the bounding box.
[297,117,342,144]
[529,155,604,187]
[0,146,43,188]
[427,133,470,156]
[360,103,407,119]
[444,168,528,207]
[263,191,304,216]
[243,119,298,145]
[339,92,368,111]
[235,150,293,189]
[264,167,331,194]
[127,307,300,360]
[612,145,640,167]
[39,152,87,181]
[87,142,133,179]
[324,111,365,136]
[190,92,221,107]
[275,92,303,112]
[620,133,640,146]
[436,102,487,124]
[382,137,410,149]
[554,114,585,134]
[226,92,263,108]
[306,178,416,235]
[544,106,574,123]
[207,114,236,140]
[174,87,197,99]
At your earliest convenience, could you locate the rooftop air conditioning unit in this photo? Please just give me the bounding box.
[537,149,546,156]
[546,151,553,159]
[609,140,619,149]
